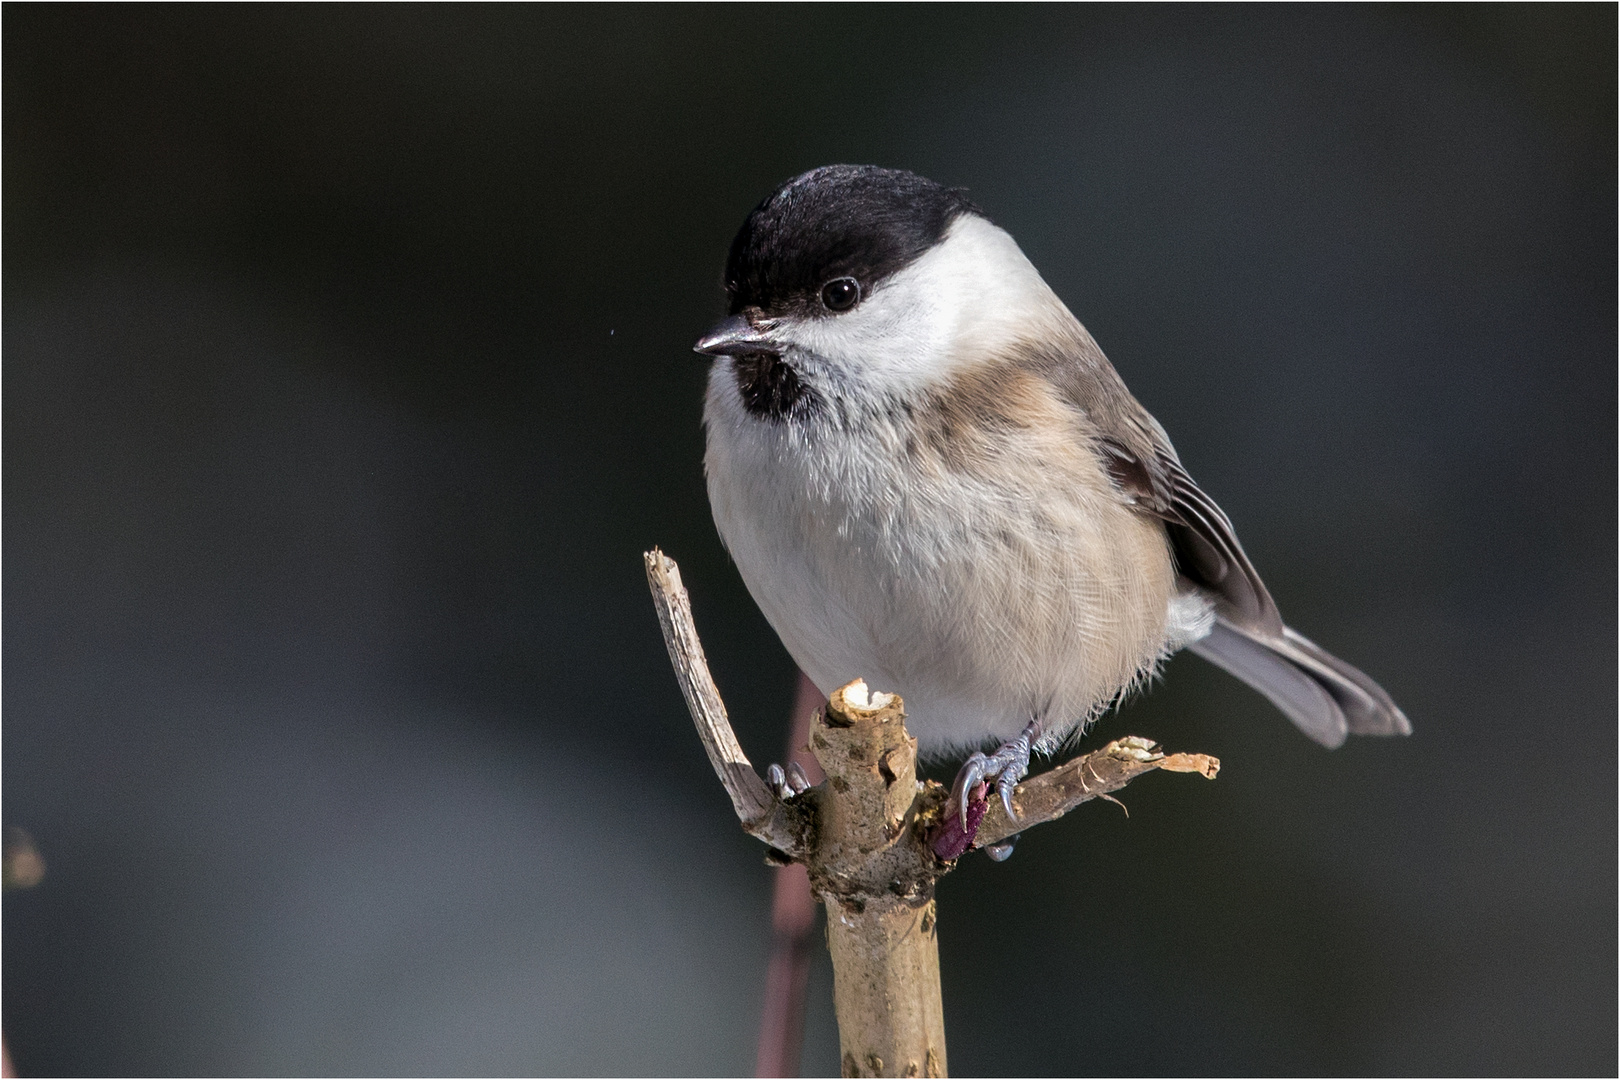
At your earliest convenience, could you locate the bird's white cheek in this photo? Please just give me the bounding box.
[770,216,1078,396]
[781,294,960,396]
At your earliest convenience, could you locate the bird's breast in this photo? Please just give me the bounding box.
[702,359,1177,755]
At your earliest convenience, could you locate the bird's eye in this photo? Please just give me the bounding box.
[820,277,860,312]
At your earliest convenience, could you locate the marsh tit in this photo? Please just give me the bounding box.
[696,166,1409,839]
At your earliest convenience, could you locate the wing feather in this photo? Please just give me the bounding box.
[1042,333,1408,745]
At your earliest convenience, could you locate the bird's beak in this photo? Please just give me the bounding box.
[693,314,776,357]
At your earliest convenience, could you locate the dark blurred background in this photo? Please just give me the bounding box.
[4,5,1614,1076]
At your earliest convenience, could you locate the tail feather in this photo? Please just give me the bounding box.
[1189,618,1410,748]
[1280,627,1411,737]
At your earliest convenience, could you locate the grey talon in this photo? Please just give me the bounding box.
[766,763,789,800]
[999,778,1019,821]
[951,752,988,821]
[786,761,811,794]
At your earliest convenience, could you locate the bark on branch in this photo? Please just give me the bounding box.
[644,548,1218,1078]
[972,737,1219,849]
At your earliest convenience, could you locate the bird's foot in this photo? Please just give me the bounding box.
[766,761,812,801]
[930,721,1042,861]
[950,721,1040,824]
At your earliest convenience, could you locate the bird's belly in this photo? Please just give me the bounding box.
[705,400,1177,757]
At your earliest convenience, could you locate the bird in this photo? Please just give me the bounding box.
[695,165,1409,850]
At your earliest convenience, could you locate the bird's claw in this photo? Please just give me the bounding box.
[948,721,1038,826]
[767,761,812,800]
[985,833,1020,862]
[952,752,989,823]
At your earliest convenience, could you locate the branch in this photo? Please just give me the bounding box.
[972,737,1220,849]
[644,547,1219,1078]
[644,549,806,855]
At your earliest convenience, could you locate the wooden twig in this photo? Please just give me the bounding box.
[808,682,946,1079]
[973,737,1220,849]
[645,548,1218,1078]
[645,549,806,856]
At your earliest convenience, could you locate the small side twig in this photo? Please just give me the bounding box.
[972,737,1220,849]
[646,549,806,856]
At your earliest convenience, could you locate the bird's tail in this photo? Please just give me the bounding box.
[1188,617,1411,748]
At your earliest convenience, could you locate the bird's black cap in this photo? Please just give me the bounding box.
[723,165,980,317]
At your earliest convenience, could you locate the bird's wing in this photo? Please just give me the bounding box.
[1095,432,1283,634]
[1036,331,1409,745]
[1096,424,1409,745]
